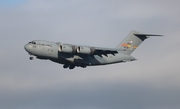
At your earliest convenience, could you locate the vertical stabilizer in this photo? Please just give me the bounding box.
[116,30,162,55]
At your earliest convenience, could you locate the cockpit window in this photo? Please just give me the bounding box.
[29,41,36,44]
[32,42,36,44]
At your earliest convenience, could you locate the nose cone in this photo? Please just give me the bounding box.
[24,44,29,52]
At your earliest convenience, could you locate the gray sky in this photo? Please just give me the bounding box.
[0,0,180,109]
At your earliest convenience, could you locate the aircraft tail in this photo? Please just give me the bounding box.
[116,30,162,55]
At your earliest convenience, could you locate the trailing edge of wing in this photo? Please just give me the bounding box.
[93,48,132,56]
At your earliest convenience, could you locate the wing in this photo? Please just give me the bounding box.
[60,43,130,57]
[92,47,127,57]
[93,48,117,56]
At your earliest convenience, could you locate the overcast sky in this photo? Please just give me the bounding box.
[0,0,180,109]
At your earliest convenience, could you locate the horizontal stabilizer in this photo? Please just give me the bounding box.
[134,33,163,41]
[134,34,163,36]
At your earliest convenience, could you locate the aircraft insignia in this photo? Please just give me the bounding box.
[121,41,138,50]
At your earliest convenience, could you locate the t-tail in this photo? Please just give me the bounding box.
[116,30,162,55]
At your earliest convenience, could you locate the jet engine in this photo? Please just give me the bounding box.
[59,45,76,53]
[77,46,94,54]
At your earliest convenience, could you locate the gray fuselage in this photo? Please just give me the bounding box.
[24,40,136,68]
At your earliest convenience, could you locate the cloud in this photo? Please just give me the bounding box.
[1,82,180,109]
[0,0,180,109]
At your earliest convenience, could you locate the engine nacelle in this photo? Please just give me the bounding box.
[77,46,94,54]
[59,45,76,53]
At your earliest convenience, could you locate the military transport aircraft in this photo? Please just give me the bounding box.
[24,30,162,69]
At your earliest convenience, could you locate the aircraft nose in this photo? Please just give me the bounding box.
[24,44,29,52]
